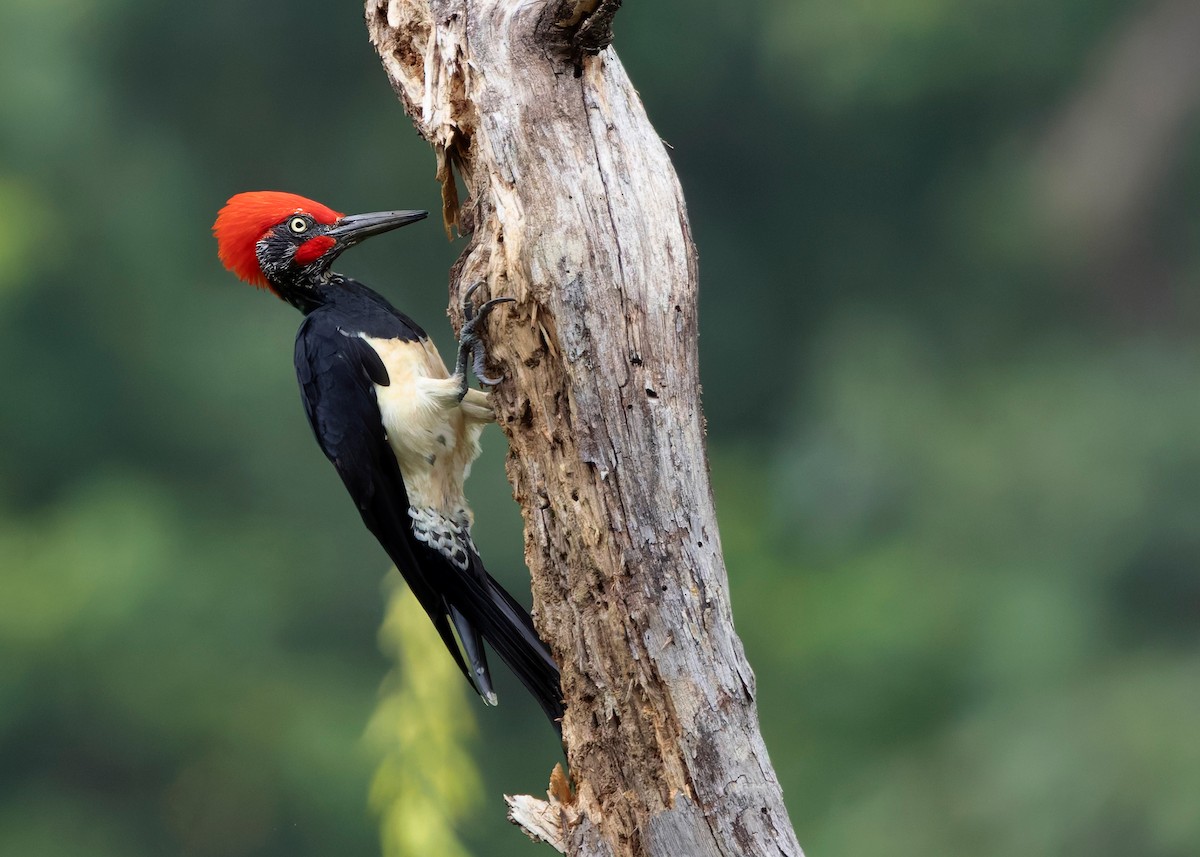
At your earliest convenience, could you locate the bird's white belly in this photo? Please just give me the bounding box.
[361,335,483,521]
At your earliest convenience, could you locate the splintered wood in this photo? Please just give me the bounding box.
[506,794,567,854]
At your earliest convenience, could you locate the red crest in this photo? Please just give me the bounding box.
[213,191,343,289]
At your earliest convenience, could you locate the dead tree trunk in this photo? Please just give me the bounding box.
[365,3,803,856]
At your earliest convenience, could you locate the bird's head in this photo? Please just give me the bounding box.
[213,191,427,300]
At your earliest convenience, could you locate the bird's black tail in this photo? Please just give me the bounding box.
[445,556,565,731]
[360,482,563,731]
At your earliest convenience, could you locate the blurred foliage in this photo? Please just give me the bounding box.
[1,0,1197,856]
[366,578,480,857]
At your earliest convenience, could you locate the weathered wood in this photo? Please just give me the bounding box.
[506,794,568,854]
[365,2,803,855]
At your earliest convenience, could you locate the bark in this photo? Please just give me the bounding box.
[365,3,803,856]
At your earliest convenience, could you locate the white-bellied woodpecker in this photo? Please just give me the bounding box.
[213,191,562,729]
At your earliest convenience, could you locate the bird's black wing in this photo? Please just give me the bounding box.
[294,315,471,682]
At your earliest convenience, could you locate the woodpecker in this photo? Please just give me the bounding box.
[213,191,563,728]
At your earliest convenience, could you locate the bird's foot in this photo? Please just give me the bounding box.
[455,282,515,400]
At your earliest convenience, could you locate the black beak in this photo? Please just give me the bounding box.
[326,210,428,247]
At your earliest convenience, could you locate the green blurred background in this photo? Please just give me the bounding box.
[2,1,1198,855]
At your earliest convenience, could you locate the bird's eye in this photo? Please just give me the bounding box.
[288,216,308,234]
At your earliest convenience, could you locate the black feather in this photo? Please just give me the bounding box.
[293,282,563,731]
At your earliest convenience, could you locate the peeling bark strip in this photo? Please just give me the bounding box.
[365,2,803,855]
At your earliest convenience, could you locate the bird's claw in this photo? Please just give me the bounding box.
[456,283,515,399]
[462,281,486,320]
[472,349,505,387]
[463,281,515,325]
